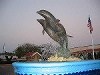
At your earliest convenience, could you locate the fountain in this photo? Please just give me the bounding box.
[12,10,100,75]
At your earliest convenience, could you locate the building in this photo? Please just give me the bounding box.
[70,44,100,59]
[70,44,100,52]
[25,52,41,61]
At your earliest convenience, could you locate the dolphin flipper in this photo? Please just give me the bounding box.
[37,19,47,35]
[42,29,45,35]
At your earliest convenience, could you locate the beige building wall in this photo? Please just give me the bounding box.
[70,44,100,52]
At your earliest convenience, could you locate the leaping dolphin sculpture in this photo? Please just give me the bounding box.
[37,10,71,57]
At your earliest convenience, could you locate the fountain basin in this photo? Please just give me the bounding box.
[12,60,100,75]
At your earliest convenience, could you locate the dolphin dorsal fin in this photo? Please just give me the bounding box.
[56,19,60,22]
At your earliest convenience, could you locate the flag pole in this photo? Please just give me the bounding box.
[87,16,95,60]
[90,33,95,60]
[3,43,5,59]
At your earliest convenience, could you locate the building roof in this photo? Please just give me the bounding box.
[70,44,100,52]
[25,52,41,57]
[72,48,100,54]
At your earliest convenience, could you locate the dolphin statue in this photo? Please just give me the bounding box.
[37,10,71,57]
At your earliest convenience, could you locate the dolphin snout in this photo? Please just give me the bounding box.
[37,10,42,15]
[37,10,45,16]
[37,11,43,16]
[36,11,39,14]
[37,19,40,22]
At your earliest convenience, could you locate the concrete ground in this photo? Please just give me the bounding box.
[0,64,15,75]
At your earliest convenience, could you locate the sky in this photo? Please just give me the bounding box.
[0,0,100,53]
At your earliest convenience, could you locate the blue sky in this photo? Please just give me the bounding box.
[0,0,100,52]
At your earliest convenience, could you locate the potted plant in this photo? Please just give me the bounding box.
[12,10,100,75]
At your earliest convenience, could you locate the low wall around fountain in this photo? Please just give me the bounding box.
[12,60,100,75]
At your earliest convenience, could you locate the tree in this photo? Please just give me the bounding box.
[5,56,13,62]
[15,43,42,58]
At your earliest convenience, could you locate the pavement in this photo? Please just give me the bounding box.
[0,64,15,75]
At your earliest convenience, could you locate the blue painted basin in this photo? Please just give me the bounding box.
[12,60,100,75]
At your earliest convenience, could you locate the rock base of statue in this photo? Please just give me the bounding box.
[12,60,100,75]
